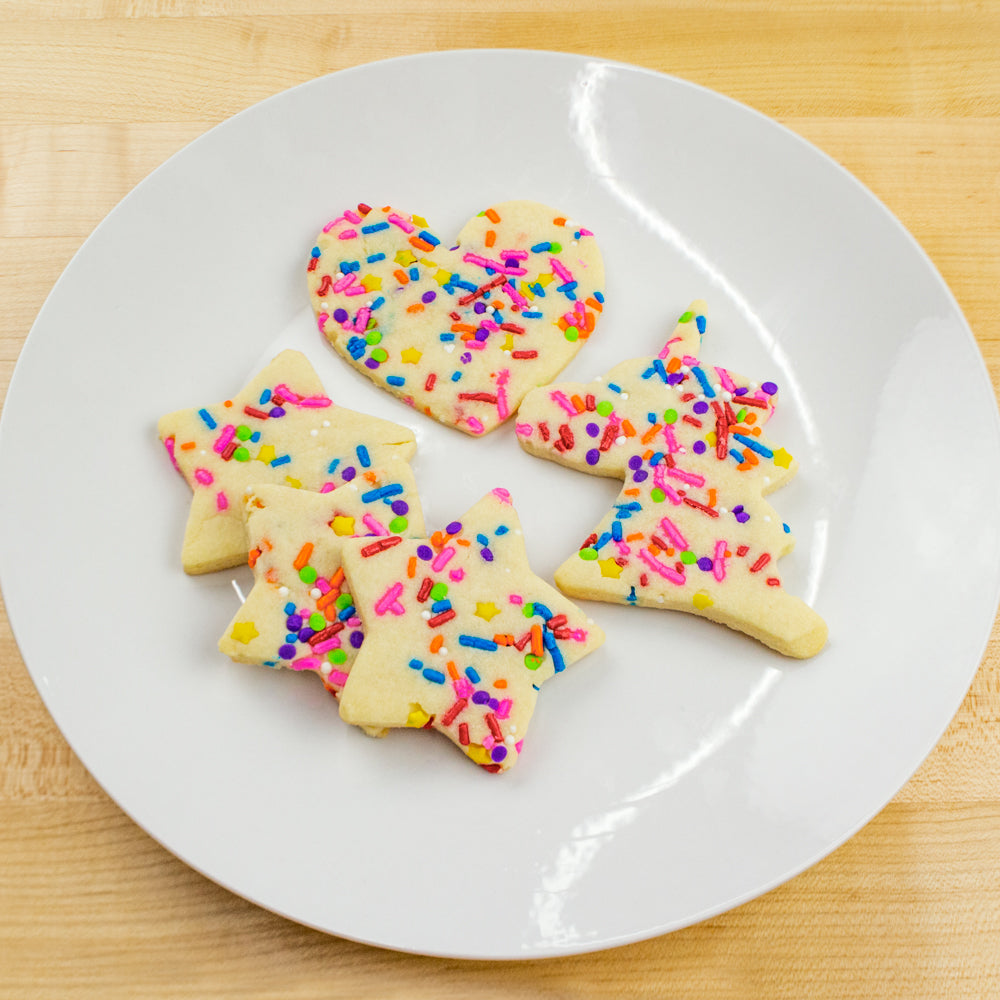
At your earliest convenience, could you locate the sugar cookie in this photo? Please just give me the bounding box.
[336,488,605,770]
[515,302,827,658]
[158,349,416,574]
[307,201,605,436]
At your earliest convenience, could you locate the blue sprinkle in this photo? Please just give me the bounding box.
[465,666,481,684]
[370,296,385,310]
[361,484,403,503]
[650,452,664,465]
[459,635,498,652]
[647,412,657,424]
[417,229,440,246]
[270,455,291,467]
[653,359,669,382]
[386,375,405,387]
[250,431,261,443]
[361,221,390,234]
[285,634,298,644]
[732,433,774,459]
[197,408,217,430]
[696,314,707,335]
[451,371,462,382]
[408,658,423,670]
[594,290,605,303]
[259,389,272,405]
[531,283,546,297]
[530,241,552,253]
[452,279,477,292]
[356,444,371,468]
[439,333,455,342]
[476,533,489,546]
[340,260,360,273]
[531,602,553,621]
[627,586,638,604]
[495,525,509,535]
[729,449,745,463]
[366,252,386,263]
[594,531,612,550]
[326,458,340,475]
[521,311,543,319]
[408,266,419,280]
[431,600,452,614]
[346,336,367,360]
[310,246,321,258]
[691,366,716,398]
[284,602,296,615]
[607,382,622,394]
[549,642,566,673]
[422,668,446,684]
[337,605,356,622]
[783,523,791,534]
[611,520,623,542]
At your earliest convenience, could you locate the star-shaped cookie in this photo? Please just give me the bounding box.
[307,201,605,436]
[336,488,605,771]
[515,302,827,658]
[158,349,416,574]
[218,461,425,710]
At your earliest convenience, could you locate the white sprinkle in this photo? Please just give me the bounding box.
[616,435,626,445]
[319,661,332,676]
[310,429,318,437]
[421,610,431,620]
[322,420,330,427]
[620,392,629,400]
[763,516,771,522]
[310,588,321,599]
[278,586,289,597]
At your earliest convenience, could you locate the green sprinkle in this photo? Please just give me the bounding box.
[522,602,535,617]
[663,408,678,424]
[233,446,250,462]
[335,593,353,610]
[524,654,544,670]
[578,548,599,561]
[235,425,252,441]
[309,613,326,631]
[549,242,562,253]
[365,330,382,345]
[564,326,579,342]
[596,400,614,417]
[651,488,666,503]
[430,582,449,601]
[680,551,697,565]
[299,566,318,584]
[370,347,388,362]
[679,310,693,323]
[737,408,747,422]
[389,516,408,533]
[329,649,347,665]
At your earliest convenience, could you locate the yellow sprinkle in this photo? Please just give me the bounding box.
[256,443,276,464]
[706,431,717,447]
[400,347,422,364]
[412,214,428,227]
[420,257,438,269]
[406,704,431,728]
[465,743,492,765]
[360,273,382,292]
[434,268,453,286]
[500,333,515,352]
[394,249,417,266]
[536,273,554,287]
[475,601,501,621]
[284,476,302,489]
[332,515,356,536]
[598,558,623,579]
[772,447,793,469]
[230,621,259,644]
[692,591,713,610]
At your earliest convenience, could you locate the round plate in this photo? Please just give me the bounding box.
[2,51,998,959]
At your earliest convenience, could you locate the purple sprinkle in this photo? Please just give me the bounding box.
[761,381,778,395]
[417,544,433,560]
[667,372,685,385]
[446,521,462,535]
[341,466,356,482]
[349,631,364,649]
[297,627,315,642]
[632,470,648,483]
[491,745,508,763]
[693,440,707,455]
[278,644,297,660]
[474,301,487,314]
[697,557,713,572]
[472,690,490,705]
[269,406,286,418]
[693,400,709,415]
[285,614,302,631]
[421,290,437,304]
[585,448,600,466]
[586,422,600,438]
[364,358,379,369]
[736,511,751,523]
[461,352,472,364]
[332,308,348,323]
[481,549,494,562]
[627,455,643,471]
[488,697,500,711]
[733,505,744,514]
[390,500,409,515]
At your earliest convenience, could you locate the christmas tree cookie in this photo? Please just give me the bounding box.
[307,201,605,436]
[158,350,416,574]
[336,488,605,771]
[219,461,425,710]
[515,302,827,659]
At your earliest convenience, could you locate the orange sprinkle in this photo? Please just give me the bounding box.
[261,539,273,552]
[553,216,566,226]
[409,236,434,252]
[530,624,543,658]
[570,394,586,413]
[393,268,409,285]
[641,423,663,444]
[485,207,501,223]
[751,426,762,436]
[223,400,233,408]
[666,356,682,373]
[456,538,472,547]
[484,229,496,247]
[493,634,514,646]
[626,532,644,542]
[265,568,279,584]
[317,589,339,611]
[649,543,661,556]
[407,556,417,579]
[745,412,758,424]
[323,603,339,622]
[624,488,641,497]
[583,310,596,333]
[406,302,425,314]
[585,296,603,312]
[293,543,313,570]
[247,547,261,568]
[446,661,460,680]
[493,679,508,689]
[329,567,345,591]
[621,419,637,437]
[451,323,477,333]
[431,531,445,547]
[430,635,444,654]
[180,441,196,450]
[557,316,569,331]
[642,448,654,460]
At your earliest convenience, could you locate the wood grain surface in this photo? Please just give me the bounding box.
[2,2,999,996]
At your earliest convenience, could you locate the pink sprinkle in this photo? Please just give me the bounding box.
[333,272,356,293]
[375,582,405,616]
[387,212,415,233]
[658,335,683,361]
[163,436,180,471]
[465,340,487,351]
[515,422,533,437]
[466,416,485,434]
[682,355,699,366]
[312,638,340,655]
[500,249,529,260]
[327,669,349,688]
[216,491,229,511]
[667,466,706,488]
[482,734,496,750]
[662,425,681,454]
[562,310,578,325]
[492,487,512,504]
[659,515,688,549]
[344,210,362,224]
[353,306,370,333]
[577,228,593,236]
[652,463,682,503]
[509,594,523,605]
[462,252,526,276]
[639,548,686,585]
[362,513,389,536]
[213,424,236,454]
[495,698,513,720]
[343,284,367,296]
[713,540,728,582]
[320,482,336,493]
[322,217,344,233]
[316,312,329,331]
[275,384,332,408]
[289,656,321,672]
[338,229,358,240]
[501,282,529,309]
[550,390,578,417]
[515,740,524,753]
[315,578,331,594]
[194,467,214,486]
[432,547,456,572]
[454,677,474,699]
[549,258,573,283]
[496,369,511,420]
[449,568,465,582]
[479,318,500,332]
[715,367,737,393]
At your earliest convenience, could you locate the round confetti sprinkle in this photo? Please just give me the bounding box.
[278,644,296,660]
[693,440,707,455]
[332,308,348,323]
[585,449,600,466]
[596,401,614,417]
[342,466,356,482]
[390,500,409,515]
[586,422,600,437]
[446,521,463,535]
[697,557,713,572]
[389,516,408,533]
[417,544,433,560]
[349,631,364,649]
[761,381,778,395]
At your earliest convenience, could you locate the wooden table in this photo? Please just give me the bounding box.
[2,2,998,996]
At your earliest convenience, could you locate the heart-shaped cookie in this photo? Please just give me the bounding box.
[307,201,605,436]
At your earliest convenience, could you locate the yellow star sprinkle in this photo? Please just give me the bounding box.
[230,621,259,644]
[400,347,422,364]
[772,448,793,469]
[360,274,382,292]
[256,443,276,464]
[394,249,417,266]
[598,558,623,579]
[475,601,501,622]
[434,268,453,286]
[332,515,356,536]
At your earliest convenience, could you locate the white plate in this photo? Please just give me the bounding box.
[2,51,999,959]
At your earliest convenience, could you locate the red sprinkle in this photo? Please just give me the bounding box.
[749,553,771,573]
[599,421,618,452]
[316,274,334,296]
[428,609,457,627]
[243,406,270,420]
[441,698,468,726]
[458,392,498,403]
[558,424,575,449]
[511,350,538,359]
[308,622,345,644]
[360,536,403,557]
[485,713,504,742]
[682,497,719,518]
[424,373,436,392]
[416,577,433,602]
[458,723,470,746]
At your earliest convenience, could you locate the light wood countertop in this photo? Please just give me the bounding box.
[2,2,998,996]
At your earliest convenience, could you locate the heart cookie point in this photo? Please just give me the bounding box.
[308,201,605,435]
